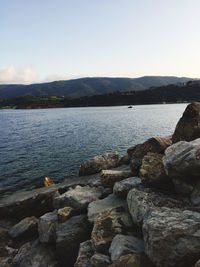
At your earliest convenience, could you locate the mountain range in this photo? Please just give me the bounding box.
[0,76,192,99]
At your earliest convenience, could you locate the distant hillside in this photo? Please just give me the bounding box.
[0,76,192,99]
[1,80,200,109]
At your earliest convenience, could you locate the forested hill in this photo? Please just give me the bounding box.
[0,76,191,99]
[1,80,200,109]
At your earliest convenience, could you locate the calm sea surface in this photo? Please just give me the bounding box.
[0,104,187,196]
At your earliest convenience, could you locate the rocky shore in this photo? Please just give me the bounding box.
[1,102,200,267]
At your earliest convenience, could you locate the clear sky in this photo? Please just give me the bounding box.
[1,0,200,84]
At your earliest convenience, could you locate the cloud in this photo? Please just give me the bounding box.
[0,65,38,84]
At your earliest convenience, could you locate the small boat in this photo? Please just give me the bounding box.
[128,106,133,108]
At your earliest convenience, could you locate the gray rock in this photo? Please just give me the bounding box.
[140,152,172,190]
[79,152,119,176]
[143,208,200,267]
[74,240,93,267]
[87,194,126,223]
[53,185,103,211]
[113,177,141,198]
[109,234,144,262]
[8,216,38,241]
[0,176,94,220]
[100,170,133,188]
[13,239,58,267]
[172,102,200,143]
[91,207,133,253]
[56,214,91,267]
[129,137,172,175]
[38,210,57,244]
[163,138,200,181]
[127,187,187,226]
[90,253,111,267]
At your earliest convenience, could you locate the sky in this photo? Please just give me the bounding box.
[1,0,200,84]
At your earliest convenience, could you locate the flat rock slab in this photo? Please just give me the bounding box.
[0,176,93,220]
[9,216,38,241]
[53,185,103,211]
[109,234,144,262]
[87,194,127,223]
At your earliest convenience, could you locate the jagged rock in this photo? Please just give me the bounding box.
[13,239,58,267]
[172,102,200,143]
[38,210,57,244]
[0,176,94,220]
[56,214,91,267]
[118,154,130,166]
[110,254,154,267]
[140,153,172,190]
[163,139,200,181]
[87,194,126,223]
[8,217,38,241]
[74,240,93,267]
[100,170,133,188]
[109,234,144,262]
[90,252,111,266]
[53,185,103,211]
[79,152,119,176]
[57,206,76,223]
[143,208,200,267]
[129,137,172,175]
[127,187,187,226]
[113,177,141,198]
[91,207,133,253]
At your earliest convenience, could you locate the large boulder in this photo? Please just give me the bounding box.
[140,153,172,190]
[38,210,57,244]
[0,176,94,220]
[163,138,200,181]
[110,254,154,267]
[127,187,187,226]
[100,170,133,188]
[13,239,58,267]
[109,234,144,262]
[172,102,200,143]
[74,240,93,267]
[56,214,91,267]
[163,139,200,203]
[87,194,126,223]
[113,177,141,198]
[53,185,103,211]
[129,137,172,175]
[91,207,133,253]
[8,216,38,241]
[143,208,200,267]
[79,152,119,176]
